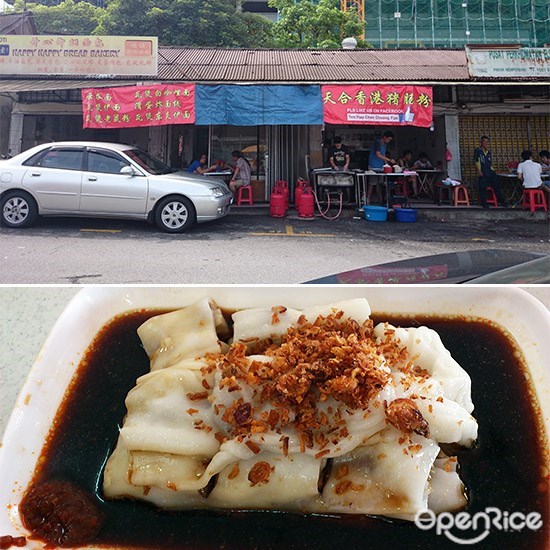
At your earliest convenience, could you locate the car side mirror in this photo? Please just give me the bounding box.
[120,165,136,176]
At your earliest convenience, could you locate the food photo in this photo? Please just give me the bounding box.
[0,287,548,549]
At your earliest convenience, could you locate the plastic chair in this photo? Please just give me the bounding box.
[236,185,253,206]
[521,189,547,213]
[486,187,498,207]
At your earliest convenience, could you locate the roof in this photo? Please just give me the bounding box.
[0,46,547,92]
[0,11,37,35]
[156,48,471,84]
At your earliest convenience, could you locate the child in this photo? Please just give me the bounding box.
[397,149,419,197]
[412,153,433,170]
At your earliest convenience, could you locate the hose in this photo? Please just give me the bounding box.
[313,189,344,220]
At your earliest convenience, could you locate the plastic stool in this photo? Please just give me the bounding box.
[453,186,470,207]
[237,185,253,206]
[486,187,498,207]
[522,189,547,213]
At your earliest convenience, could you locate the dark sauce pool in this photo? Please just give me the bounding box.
[20,311,548,550]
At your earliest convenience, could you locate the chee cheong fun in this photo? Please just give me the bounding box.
[103,297,478,519]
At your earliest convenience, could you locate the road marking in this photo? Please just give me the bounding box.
[80,228,122,233]
[249,224,334,237]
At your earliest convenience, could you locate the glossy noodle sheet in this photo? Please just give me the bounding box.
[104,297,477,520]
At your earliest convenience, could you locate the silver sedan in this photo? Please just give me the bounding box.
[0,141,233,233]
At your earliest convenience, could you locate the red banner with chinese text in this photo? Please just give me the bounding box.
[322,85,433,128]
[82,83,195,129]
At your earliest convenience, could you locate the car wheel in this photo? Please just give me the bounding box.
[1,190,39,228]
[155,195,196,233]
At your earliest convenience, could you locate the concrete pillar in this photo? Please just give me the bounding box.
[8,112,24,156]
[444,114,461,180]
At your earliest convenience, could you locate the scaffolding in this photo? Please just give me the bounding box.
[364,0,550,48]
[341,0,366,39]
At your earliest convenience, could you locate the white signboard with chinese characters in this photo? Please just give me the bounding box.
[0,35,158,76]
[466,46,550,78]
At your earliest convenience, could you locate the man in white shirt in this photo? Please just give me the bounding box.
[517,151,549,195]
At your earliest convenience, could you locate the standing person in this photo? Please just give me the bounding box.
[328,136,350,171]
[473,136,507,209]
[367,131,395,205]
[518,150,549,196]
[229,150,251,193]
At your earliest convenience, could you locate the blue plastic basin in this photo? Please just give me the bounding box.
[363,205,388,222]
[395,208,418,223]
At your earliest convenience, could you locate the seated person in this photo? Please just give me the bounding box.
[412,153,433,170]
[518,150,549,196]
[397,149,419,197]
[538,150,550,174]
[187,154,211,175]
[229,150,251,193]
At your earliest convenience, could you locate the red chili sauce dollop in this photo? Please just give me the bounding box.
[19,480,103,547]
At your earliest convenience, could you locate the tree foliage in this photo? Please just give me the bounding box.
[269,0,366,48]
[12,0,103,35]
[95,0,273,47]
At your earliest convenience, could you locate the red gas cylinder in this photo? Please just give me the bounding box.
[275,180,289,209]
[297,185,315,218]
[294,179,307,209]
[270,191,287,217]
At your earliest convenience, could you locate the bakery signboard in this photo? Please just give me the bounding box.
[0,35,157,76]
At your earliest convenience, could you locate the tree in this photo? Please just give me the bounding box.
[12,0,103,35]
[269,0,367,49]
[95,0,274,47]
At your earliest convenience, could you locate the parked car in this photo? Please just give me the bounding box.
[0,142,233,233]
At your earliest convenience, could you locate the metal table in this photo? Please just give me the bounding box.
[357,170,417,208]
[497,172,549,206]
[415,169,444,198]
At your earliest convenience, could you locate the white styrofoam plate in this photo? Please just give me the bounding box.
[1,286,548,548]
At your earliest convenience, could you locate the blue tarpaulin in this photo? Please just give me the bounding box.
[195,85,322,125]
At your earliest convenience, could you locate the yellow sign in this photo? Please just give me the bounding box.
[0,35,158,76]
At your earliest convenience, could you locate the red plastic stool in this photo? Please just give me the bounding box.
[237,185,253,206]
[486,187,498,207]
[393,178,408,197]
[522,189,547,213]
[453,185,470,207]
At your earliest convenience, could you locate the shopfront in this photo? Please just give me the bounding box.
[2,45,548,201]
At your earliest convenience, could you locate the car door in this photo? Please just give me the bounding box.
[80,147,148,216]
[21,147,84,212]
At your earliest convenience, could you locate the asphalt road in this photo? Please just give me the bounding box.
[1,209,548,284]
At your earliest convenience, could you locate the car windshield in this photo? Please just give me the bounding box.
[304,250,550,284]
[124,148,174,175]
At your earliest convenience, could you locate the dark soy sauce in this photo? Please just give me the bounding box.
[22,311,548,550]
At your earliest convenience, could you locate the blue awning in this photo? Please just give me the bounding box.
[195,84,322,125]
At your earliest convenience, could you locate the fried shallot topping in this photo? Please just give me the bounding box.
[248,462,273,486]
[385,398,430,438]
[206,313,420,452]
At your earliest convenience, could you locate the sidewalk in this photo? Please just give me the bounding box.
[231,201,549,222]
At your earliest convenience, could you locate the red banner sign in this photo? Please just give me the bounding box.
[322,85,433,128]
[82,83,195,129]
